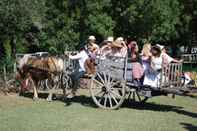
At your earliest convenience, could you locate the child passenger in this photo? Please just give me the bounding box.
[140,43,151,72]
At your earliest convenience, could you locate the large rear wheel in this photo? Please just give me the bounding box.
[90,72,126,109]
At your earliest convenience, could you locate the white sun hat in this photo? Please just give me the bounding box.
[156,44,164,50]
[106,36,114,42]
[116,37,124,41]
[88,35,96,40]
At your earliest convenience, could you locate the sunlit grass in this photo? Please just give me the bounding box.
[0,93,197,131]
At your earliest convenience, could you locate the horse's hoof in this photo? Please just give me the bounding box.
[61,96,67,101]
[46,97,52,102]
[33,97,39,101]
[66,93,75,99]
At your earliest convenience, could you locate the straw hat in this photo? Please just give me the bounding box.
[116,37,124,42]
[111,40,123,48]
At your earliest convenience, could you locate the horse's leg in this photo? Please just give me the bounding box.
[61,73,67,100]
[32,79,39,100]
[46,78,55,102]
[47,91,53,101]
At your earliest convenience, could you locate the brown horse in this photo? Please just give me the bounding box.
[16,55,65,101]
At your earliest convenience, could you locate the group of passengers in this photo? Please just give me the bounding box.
[68,35,183,97]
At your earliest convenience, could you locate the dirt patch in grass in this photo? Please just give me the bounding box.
[0,93,34,109]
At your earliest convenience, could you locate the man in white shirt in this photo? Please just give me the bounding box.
[68,48,89,97]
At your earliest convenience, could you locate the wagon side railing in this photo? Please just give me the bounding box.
[160,63,183,88]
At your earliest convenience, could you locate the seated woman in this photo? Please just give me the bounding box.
[99,37,114,58]
[143,46,162,88]
[128,41,144,86]
[99,36,127,59]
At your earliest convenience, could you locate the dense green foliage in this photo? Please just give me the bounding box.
[0,0,196,71]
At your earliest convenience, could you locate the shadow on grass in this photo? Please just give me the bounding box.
[122,99,197,118]
[20,92,97,108]
[19,92,50,99]
[64,96,197,118]
[20,92,197,119]
[64,95,98,108]
[181,123,197,131]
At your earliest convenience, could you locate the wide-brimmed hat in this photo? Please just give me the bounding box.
[156,44,164,50]
[116,37,124,42]
[88,35,96,40]
[106,36,114,42]
[111,40,124,48]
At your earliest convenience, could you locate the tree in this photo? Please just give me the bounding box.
[0,0,47,54]
[110,0,185,45]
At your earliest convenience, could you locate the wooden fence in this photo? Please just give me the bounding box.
[181,54,197,64]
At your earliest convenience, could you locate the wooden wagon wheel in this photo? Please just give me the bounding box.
[45,75,60,90]
[127,89,148,103]
[38,79,48,90]
[61,72,72,95]
[90,71,126,109]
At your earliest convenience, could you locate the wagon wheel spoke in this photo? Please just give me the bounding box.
[111,87,123,91]
[98,92,106,103]
[107,73,114,85]
[110,90,121,98]
[127,89,149,103]
[104,94,107,107]
[95,90,104,96]
[93,79,104,88]
[91,78,106,104]
[97,72,105,85]
[108,94,113,108]
[103,72,107,84]
[136,92,141,102]
[110,81,120,87]
[110,92,118,105]
[132,91,136,101]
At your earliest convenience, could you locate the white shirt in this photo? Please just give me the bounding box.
[151,56,162,71]
[161,52,173,65]
[69,50,89,71]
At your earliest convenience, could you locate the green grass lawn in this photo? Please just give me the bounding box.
[0,92,197,131]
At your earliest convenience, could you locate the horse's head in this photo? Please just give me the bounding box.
[15,65,31,91]
[16,65,30,81]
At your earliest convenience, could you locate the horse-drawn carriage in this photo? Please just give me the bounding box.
[16,51,197,109]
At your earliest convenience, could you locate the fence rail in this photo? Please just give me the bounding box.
[181,54,197,63]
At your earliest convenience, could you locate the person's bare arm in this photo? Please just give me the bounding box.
[69,52,82,60]
[172,59,183,63]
